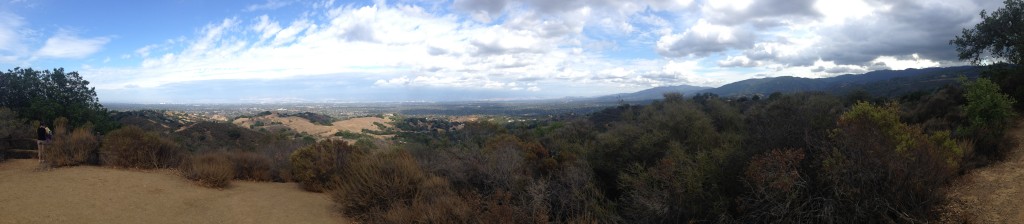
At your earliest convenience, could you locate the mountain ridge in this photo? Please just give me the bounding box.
[599,66,984,101]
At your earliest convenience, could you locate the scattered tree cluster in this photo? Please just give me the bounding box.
[0,67,116,132]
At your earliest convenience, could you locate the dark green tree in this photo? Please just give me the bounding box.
[0,67,115,132]
[950,0,1024,65]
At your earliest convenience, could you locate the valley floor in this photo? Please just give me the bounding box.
[0,159,346,224]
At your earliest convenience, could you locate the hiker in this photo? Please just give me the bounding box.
[37,123,47,162]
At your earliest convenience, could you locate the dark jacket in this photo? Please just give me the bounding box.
[38,126,47,140]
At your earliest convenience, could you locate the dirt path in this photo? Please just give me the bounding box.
[943,120,1024,223]
[0,159,347,224]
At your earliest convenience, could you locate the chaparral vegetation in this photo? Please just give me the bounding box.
[1,0,1023,223]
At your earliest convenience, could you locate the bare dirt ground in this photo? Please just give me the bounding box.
[0,159,346,224]
[942,120,1024,223]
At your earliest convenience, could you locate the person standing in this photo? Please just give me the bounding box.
[37,123,47,162]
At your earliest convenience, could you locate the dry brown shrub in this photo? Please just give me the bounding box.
[332,151,475,223]
[290,139,359,192]
[44,118,99,167]
[476,190,521,224]
[100,125,185,169]
[181,153,234,188]
[380,177,476,224]
[229,151,273,181]
[737,148,824,222]
[256,136,304,182]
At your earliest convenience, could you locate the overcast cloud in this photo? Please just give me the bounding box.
[0,0,1004,103]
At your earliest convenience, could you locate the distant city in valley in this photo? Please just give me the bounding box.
[104,65,983,121]
[104,100,621,121]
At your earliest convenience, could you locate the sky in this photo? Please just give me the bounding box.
[0,0,1004,103]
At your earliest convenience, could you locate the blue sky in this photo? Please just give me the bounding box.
[0,0,1003,103]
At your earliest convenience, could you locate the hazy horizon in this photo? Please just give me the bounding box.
[0,0,1002,103]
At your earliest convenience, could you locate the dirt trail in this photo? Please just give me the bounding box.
[0,159,347,224]
[943,120,1024,223]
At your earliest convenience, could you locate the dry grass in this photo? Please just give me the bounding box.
[181,153,234,188]
[44,118,99,167]
[234,114,391,139]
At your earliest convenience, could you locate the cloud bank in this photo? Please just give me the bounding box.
[0,0,1005,103]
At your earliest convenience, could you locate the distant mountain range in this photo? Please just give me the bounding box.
[598,66,984,101]
[595,84,710,102]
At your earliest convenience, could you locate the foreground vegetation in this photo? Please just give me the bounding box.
[1,2,1022,220]
[0,68,1019,223]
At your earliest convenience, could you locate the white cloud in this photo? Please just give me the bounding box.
[74,0,1002,101]
[135,44,157,57]
[0,12,25,52]
[656,19,755,57]
[96,3,696,93]
[35,30,110,59]
[251,15,283,42]
[814,0,874,25]
[870,54,941,70]
[718,55,761,67]
[0,11,29,64]
[244,0,294,12]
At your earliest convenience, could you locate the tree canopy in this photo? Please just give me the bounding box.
[950,0,1024,65]
[0,67,115,132]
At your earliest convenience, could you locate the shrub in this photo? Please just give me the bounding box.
[960,77,1017,157]
[821,102,963,222]
[181,153,234,188]
[229,151,273,181]
[616,142,732,223]
[737,148,825,222]
[331,151,473,223]
[100,125,186,169]
[290,139,361,192]
[45,118,99,167]
[0,107,32,152]
[256,132,307,182]
[380,185,474,224]
[744,93,842,157]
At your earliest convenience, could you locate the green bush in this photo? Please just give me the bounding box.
[960,77,1017,157]
[181,153,234,188]
[100,125,185,169]
[290,139,361,192]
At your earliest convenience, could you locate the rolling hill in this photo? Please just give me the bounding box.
[599,66,984,101]
[594,84,710,102]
